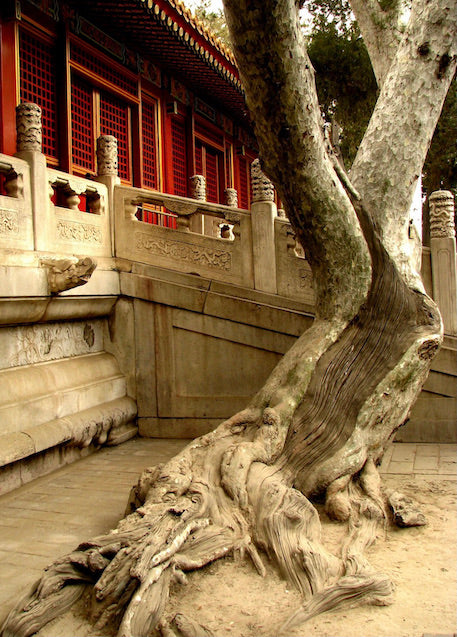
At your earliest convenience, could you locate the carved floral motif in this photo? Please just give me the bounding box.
[135,232,232,271]
[57,220,102,243]
[0,209,20,235]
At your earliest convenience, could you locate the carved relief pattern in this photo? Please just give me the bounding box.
[96,135,118,176]
[5,321,102,369]
[298,267,313,289]
[251,158,274,202]
[16,103,42,152]
[0,208,20,235]
[135,232,232,271]
[429,190,456,239]
[57,220,102,243]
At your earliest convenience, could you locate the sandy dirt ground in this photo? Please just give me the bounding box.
[39,474,456,637]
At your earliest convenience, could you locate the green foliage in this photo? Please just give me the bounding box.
[186,0,231,46]
[307,21,378,167]
[303,0,355,35]
[423,74,457,195]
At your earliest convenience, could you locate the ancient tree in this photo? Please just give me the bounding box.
[2,1,456,636]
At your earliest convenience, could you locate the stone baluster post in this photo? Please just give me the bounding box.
[189,174,206,234]
[15,103,51,251]
[96,135,120,256]
[429,190,457,336]
[250,158,277,293]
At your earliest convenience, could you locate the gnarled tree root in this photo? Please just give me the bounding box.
[280,572,392,634]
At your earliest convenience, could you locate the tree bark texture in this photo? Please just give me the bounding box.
[1,1,455,636]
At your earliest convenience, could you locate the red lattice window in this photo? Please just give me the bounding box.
[100,92,130,181]
[238,156,249,209]
[171,118,187,197]
[205,148,219,203]
[195,140,221,203]
[225,144,233,189]
[195,143,203,176]
[19,30,58,161]
[142,99,159,190]
[70,42,138,97]
[71,75,95,172]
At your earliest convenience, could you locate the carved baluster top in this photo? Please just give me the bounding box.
[251,158,274,202]
[224,188,238,208]
[16,103,42,153]
[97,135,118,177]
[189,175,206,201]
[429,190,456,239]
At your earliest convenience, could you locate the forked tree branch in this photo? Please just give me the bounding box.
[350,0,457,285]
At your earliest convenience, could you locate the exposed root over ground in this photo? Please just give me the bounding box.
[1,418,433,637]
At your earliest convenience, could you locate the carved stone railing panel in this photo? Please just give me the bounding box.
[274,218,315,306]
[114,185,254,287]
[0,154,33,251]
[48,168,111,257]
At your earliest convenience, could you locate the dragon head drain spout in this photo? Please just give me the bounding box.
[41,256,97,294]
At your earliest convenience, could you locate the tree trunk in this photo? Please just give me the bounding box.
[2,1,456,636]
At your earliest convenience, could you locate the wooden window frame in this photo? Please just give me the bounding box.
[193,115,225,203]
[67,37,140,184]
[163,99,189,197]
[140,88,162,192]
[18,22,60,166]
[195,138,224,203]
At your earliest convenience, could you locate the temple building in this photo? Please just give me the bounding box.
[0,0,258,210]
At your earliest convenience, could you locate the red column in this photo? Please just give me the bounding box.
[0,19,19,155]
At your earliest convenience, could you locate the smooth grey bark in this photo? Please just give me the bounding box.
[349,0,403,85]
[1,2,456,636]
